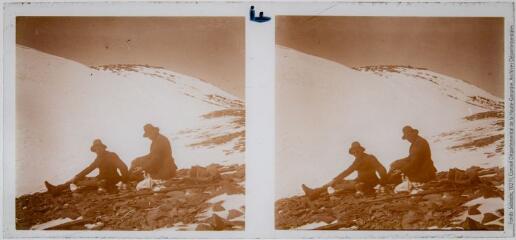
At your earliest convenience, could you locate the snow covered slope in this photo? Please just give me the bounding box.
[16,45,245,195]
[276,46,504,199]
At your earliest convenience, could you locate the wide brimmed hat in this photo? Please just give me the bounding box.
[402,125,419,140]
[90,139,107,152]
[348,141,365,154]
[143,123,160,137]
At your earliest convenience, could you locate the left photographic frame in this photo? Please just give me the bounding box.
[12,16,245,231]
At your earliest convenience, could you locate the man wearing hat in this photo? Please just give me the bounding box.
[302,141,387,199]
[44,139,129,195]
[129,124,177,180]
[388,125,437,183]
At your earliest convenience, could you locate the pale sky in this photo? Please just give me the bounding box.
[17,17,245,98]
[277,16,504,97]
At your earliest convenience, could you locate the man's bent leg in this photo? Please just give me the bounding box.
[129,157,147,181]
[74,177,101,192]
[389,158,409,172]
[129,157,146,172]
[331,180,356,192]
[387,158,410,185]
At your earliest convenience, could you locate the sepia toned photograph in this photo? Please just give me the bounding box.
[15,17,245,231]
[275,16,505,230]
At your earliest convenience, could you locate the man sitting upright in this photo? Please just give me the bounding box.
[388,125,437,183]
[130,124,178,181]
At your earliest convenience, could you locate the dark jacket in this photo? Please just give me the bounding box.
[404,136,437,182]
[142,134,177,180]
[76,151,129,185]
[337,153,387,186]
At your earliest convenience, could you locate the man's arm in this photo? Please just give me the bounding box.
[333,160,358,182]
[73,159,99,182]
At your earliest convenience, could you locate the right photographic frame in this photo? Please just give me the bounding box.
[275,16,508,231]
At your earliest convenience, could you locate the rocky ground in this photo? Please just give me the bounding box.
[16,164,245,231]
[276,166,504,230]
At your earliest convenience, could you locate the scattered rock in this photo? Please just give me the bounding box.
[212,202,226,212]
[275,167,504,230]
[401,210,421,229]
[210,214,229,230]
[168,208,178,218]
[146,208,168,227]
[496,208,504,216]
[227,209,244,220]
[222,181,244,195]
[85,222,104,230]
[15,164,245,231]
[468,204,481,215]
[480,185,502,198]
[319,214,337,224]
[195,223,214,231]
[481,213,499,224]
[463,217,486,230]
[422,193,441,201]
[61,209,81,220]
[166,191,185,199]
[234,167,245,179]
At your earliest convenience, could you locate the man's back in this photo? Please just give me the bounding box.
[75,150,128,184]
[406,136,437,182]
[97,151,128,183]
[146,134,177,179]
[353,153,386,185]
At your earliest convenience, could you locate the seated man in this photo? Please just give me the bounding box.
[388,125,437,183]
[302,141,387,199]
[45,139,129,195]
[130,124,177,181]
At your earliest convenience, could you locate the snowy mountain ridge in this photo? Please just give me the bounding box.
[276,45,504,199]
[91,64,244,109]
[353,65,503,111]
[16,45,245,195]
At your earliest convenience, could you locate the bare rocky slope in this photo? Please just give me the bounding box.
[16,164,245,231]
[276,166,504,230]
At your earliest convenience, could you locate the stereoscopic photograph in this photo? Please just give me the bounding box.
[275,16,505,230]
[15,17,245,231]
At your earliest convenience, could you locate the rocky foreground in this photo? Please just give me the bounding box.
[16,164,245,231]
[276,167,504,230]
